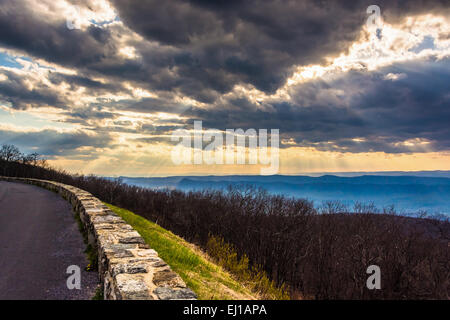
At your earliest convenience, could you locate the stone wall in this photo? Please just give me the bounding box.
[0,177,197,300]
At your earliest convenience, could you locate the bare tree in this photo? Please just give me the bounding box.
[319,200,348,214]
[0,144,22,162]
[21,152,40,165]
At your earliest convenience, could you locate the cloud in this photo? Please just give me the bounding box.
[2,0,448,102]
[2,54,448,154]
[111,0,450,94]
[0,128,113,157]
[182,57,450,153]
[0,0,449,167]
[0,1,116,66]
[0,69,66,110]
[384,73,407,81]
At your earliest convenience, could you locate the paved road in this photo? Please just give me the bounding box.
[0,181,98,300]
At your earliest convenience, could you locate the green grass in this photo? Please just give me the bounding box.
[106,203,256,300]
[92,286,104,300]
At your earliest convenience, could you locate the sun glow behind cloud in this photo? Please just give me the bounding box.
[246,14,450,103]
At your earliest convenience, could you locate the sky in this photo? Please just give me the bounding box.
[0,0,449,176]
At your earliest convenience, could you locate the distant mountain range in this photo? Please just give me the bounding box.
[111,171,450,215]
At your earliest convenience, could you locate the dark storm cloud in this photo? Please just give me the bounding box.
[184,57,450,153]
[115,97,192,114]
[0,1,164,96]
[1,0,448,102]
[0,68,129,113]
[62,107,117,126]
[0,68,126,111]
[47,73,124,93]
[0,1,114,67]
[111,0,450,94]
[0,129,113,156]
[0,70,66,110]
[0,0,214,103]
[112,0,362,93]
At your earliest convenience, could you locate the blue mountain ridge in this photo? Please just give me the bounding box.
[111,173,450,215]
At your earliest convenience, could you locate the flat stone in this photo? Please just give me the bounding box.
[109,250,133,259]
[115,274,153,300]
[105,243,138,251]
[138,243,151,249]
[118,224,134,231]
[111,262,149,276]
[152,268,186,288]
[97,233,118,246]
[95,223,117,230]
[150,259,167,268]
[92,215,124,224]
[153,287,197,300]
[118,231,146,244]
[103,243,137,258]
[128,257,160,263]
[135,249,158,257]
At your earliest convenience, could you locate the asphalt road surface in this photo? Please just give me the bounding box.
[0,181,98,300]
